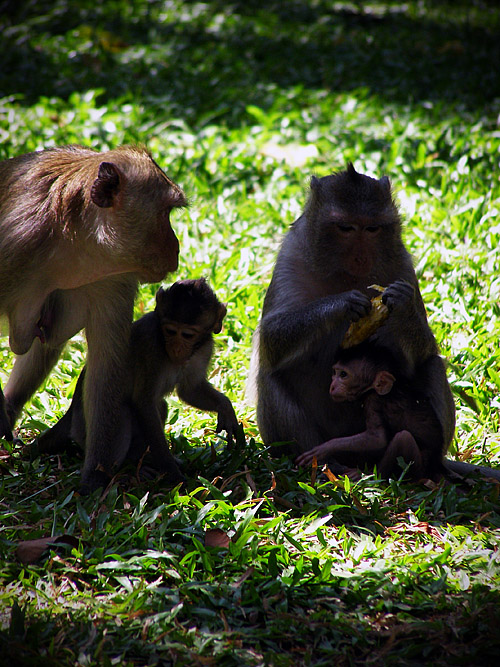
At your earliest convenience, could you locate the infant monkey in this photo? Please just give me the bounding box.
[38,279,238,486]
[296,343,445,481]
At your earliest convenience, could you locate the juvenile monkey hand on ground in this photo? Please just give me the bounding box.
[341,285,389,348]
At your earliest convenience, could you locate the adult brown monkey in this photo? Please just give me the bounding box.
[38,279,238,482]
[0,145,186,491]
[255,164,460,477]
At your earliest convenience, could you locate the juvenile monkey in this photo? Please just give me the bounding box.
[296,344,445,480]
[38,279,238,482]
[255,164,456,473]
[0,145,186,490]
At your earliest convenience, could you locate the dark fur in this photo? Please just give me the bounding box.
[298,343,445,480]
[38,279,238,483]
[0,145,186,491]
[255,165,456,470]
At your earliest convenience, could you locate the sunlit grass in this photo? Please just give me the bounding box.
[1,1,500,664]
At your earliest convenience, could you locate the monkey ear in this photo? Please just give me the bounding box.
[347,163,358,178]
[155,287,166,305]
[91,162,121,208]
[310,175,321,191]
[373,370,395,396]
[212,303,227,334]
[379,175,391,191]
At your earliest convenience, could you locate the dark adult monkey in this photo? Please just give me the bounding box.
[255,164,457,475]
[296,344,445,481]
[0,145,186,490]
[38,279,238,481]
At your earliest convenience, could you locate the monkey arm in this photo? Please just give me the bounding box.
[295,428,387,467]
[177,378,238,439]
[260,291,371,371]
[78,276,137,490]
[296,393,387,467]
[377,280,438,375]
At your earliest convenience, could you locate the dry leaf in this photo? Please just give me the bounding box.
[205,528,230,548]
[16,534,79,564]
[231,566,255,589]
[310,456,318,486]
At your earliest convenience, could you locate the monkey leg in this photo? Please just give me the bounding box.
[38,408,75,454]
[0,388,13,440]
[80,360,131,492]
[133,402,185,486]
[257,373,326,458]
[378,430,424,480]
[4,339,64,427]
[38,370,86,454]
[4,289,88,427]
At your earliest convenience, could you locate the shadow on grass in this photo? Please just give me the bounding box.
[1,585,500,664]
[0,0,499,125]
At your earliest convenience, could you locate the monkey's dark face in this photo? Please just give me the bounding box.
[306,168,400,280]
[330,360,371,402]
[161,320,206,364]
[330,215,385,278]
[161,320,202,364]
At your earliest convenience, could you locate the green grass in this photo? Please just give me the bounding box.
[1,1,500,664]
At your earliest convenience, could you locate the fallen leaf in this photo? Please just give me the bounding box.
[231,566,255,589]
[205,528,230,548]
[310,456,317,486]
[16,534,80,564]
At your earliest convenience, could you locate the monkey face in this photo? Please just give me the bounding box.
[330,365,354,402]
[329,360,369,402]
[161,320,204,364]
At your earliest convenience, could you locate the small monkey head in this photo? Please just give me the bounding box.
[330,345,396,402]
[155,278,227,364]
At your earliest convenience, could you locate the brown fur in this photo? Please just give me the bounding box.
[0,144,186,491]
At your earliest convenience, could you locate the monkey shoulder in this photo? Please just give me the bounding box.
[129,311,169,374]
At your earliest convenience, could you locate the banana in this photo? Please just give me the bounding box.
[341,285,389,348]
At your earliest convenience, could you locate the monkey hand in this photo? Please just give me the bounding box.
[341,288,389,348]
[343,290,372,322]
[382,280,416,314]
[296,443,332,467]
[216,402,239,442]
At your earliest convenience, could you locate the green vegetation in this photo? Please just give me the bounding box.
[1,1,500,664]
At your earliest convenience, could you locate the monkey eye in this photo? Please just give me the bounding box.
[182,332,195,340]
[337,224,355,233]
[339,370,348,378]
[365,226,381,233]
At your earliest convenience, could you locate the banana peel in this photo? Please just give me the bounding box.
[341,285,389,349]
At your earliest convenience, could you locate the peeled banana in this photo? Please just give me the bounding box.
[341,285,389,349]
